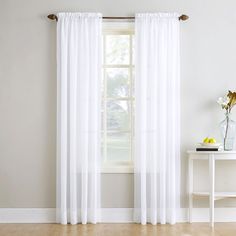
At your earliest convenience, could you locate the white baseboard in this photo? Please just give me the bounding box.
[0,208,56,223]
[190,208,236,222]
[101,208,134,223]
[1,208,236,223]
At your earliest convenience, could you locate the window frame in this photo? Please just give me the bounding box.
[101,22,135,174]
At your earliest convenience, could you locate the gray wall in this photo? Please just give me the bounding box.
[1,0,236,208]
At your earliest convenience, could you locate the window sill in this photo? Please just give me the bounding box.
[101,166,134,174]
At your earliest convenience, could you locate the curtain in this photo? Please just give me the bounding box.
[56,12,102,225]
[134,13,180,225]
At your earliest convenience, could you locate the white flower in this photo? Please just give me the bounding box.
[217,96,230,108]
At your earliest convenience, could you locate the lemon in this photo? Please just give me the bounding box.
[209,138,216,144]
[203,137,209,143]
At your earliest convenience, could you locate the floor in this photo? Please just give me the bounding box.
[0,223,236,236]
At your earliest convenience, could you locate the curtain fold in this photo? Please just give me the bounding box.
[56,12,102,225]
[134,13,181,225]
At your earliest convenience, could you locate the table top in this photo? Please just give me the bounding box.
[187,150,236,160]
[187,150,236,154]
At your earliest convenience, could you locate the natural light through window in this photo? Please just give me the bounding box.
[102,24,134,173]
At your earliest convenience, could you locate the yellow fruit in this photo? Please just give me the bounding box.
[209,138,216,144]
[203,137,209,143]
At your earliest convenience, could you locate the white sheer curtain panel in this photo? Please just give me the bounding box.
[56,12,102,225]
[134,13,181,225]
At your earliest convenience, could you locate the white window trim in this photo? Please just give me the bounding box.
[101,22,134,174]
[103,22,134,33]
[101,163,134,174]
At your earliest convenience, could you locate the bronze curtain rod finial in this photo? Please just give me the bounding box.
[48,14,58,21]
[179,14,189,21]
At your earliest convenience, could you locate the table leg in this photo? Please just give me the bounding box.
[188,157,193,223]
[209,154,215,227]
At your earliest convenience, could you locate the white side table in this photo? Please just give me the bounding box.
[187,151,236,227]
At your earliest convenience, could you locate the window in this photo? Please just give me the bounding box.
[102,23,134,173]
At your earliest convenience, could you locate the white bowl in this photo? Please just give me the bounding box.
[199,142,222,147]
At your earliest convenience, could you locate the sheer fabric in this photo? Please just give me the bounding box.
[56,12,102,225]
[134,13,181,225]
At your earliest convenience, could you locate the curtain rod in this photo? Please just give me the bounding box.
[47,14,189,22]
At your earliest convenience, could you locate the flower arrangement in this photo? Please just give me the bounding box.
[217,91,236,150]
[217,91,236,114]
